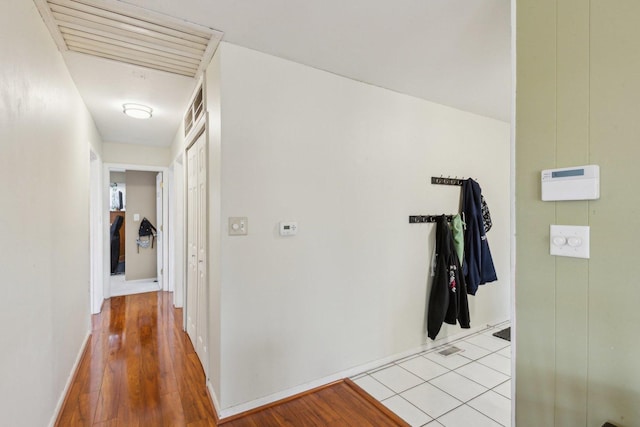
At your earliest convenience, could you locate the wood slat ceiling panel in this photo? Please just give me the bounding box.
[50,6,209,50]
[48,0,212,42]
[64,38,200,73]
[40,0,222,78]
[63,33,202,66]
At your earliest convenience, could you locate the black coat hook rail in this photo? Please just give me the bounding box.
[431,176,464,186]
[409,215,454,223]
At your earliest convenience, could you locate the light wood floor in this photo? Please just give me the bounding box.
[56,291,407,426]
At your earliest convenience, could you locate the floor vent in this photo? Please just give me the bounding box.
[438,346,463,357]
[34,0,223,77]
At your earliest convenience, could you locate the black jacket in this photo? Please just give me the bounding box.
[427,215,471,340]
[462,179,497,295]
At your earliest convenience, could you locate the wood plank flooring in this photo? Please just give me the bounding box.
[56,291,407,426]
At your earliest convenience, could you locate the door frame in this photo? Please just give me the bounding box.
[182,124,207,329]
[181,123,208,381]
[89,149,104,314]
[100,163,170,301]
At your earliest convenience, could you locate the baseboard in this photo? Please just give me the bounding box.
[48,331,91,427]
[206,380,221,423]
[212,321,506,419]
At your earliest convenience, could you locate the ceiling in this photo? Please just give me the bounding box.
[40,0,511,147]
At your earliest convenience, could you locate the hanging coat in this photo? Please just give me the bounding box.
[427,215,471,340]
[110,215,124,274]
[462,179,497,295]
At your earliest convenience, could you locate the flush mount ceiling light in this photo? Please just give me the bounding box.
[123,103,153,119]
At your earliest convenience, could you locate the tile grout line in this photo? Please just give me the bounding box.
[355,325,512,426]
[462,388,511,426]
[381,393,434,425]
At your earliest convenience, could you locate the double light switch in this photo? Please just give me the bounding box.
[550,225,590,259]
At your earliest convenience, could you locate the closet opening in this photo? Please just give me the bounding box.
[103,164,169,300]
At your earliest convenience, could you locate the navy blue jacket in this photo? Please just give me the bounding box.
[462,179,497,295]
[427,215,471,340]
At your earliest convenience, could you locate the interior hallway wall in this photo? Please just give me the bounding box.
[210,42,511,410]
[0,1,103,425]
[169,122,187,309]
[124,170,157,281]
[516,0,640,425]
[103,141,170,167]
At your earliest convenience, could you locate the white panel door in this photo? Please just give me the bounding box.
[195,137,208,369]
[186,140,198,345]
[185,133,207,372]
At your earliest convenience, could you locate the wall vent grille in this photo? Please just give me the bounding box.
[184,85,204,136]
[34,0,223,78]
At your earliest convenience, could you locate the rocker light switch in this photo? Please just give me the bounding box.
[229,217,248,236]
[550,225,590,259]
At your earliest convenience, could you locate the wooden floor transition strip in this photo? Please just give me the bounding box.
[220,379,409,426]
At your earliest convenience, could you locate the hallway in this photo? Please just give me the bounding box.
[55,292,407,426]
[56,292,216,426]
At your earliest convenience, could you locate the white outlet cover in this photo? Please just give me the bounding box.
[550,225,590,259]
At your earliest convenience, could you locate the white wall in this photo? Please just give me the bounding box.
[103,141,170,166]
[169,124,186,308]
[205,50,223,408]
[214,43,511,410]
[90,151,104,314]
[0,1,102,425]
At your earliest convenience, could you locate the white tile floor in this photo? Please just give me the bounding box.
[352,322,512,427]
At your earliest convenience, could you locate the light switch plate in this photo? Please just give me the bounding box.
[229,217,248,236]
[550,225,590,258]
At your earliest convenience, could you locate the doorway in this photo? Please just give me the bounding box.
[109,171,126,276]
[102,164,169,300]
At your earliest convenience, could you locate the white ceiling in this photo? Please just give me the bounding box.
[55,0,511,147]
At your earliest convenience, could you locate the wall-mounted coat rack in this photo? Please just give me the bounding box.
[431,176,464,186]
[409,215,454,223]
[409,176,470,223]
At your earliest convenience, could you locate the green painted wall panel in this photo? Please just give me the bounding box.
[517,0,640,425]
[554,0,590,425]
[587,2,640,425]
[515,0,557,425]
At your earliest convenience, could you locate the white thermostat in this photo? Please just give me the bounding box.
[279,222,298,236]
[541,165,600,201]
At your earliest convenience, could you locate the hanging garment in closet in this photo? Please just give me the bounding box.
[462,179,497,295]
[110,215,124,274]
[427,215,471,340]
